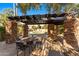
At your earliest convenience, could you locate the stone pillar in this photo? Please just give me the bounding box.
[74,18,79,49]
[11,20,17,42]
[23,24,28,37]
[5,20,17,44]
[64,16,79,49]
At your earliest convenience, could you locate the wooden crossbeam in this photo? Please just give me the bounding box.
[8,13,67,25]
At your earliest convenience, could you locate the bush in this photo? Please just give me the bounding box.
[0,26,5,41]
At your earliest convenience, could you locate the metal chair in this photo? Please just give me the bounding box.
[27,41,34,54]
[35,41,43,50]
[16,41,29,56]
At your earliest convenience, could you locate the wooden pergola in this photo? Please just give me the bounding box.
[8,13,67,25]
[5,13,79,54]
[6,13,67,44]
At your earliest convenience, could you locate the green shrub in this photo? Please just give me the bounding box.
[0,26,5,41]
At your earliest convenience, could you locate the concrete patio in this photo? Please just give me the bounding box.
[0,40,64,56]
[0,41,16,56]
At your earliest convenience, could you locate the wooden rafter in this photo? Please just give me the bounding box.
[8,13,67,25]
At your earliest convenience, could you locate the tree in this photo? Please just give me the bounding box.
[46,3,77,14]
[17,3,40,15]
[0,8,14,42]
[0,8,14,26]
[3,8,14,16]
[13,3,18,16]
[46,3,63,14]
[17,3,31,15]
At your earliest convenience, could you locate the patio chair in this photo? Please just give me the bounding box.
[16,41,29,56]
[35,41,43,50]
[27,41,34,54]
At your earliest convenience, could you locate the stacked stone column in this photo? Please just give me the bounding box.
[74,18,79,49]
[64,16,79,49]
[5,20,17,43]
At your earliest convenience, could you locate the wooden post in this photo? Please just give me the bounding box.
[48,24,59,40]
[48,24,55,39]
[56,25,59,35]
[23,23,28,37]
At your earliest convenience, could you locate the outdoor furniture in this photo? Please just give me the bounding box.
[26,41,34,54]
[16,37,30,56]
[16,35,51,56]
[35,41,43,50]
[16,41,27,56]
[33,37,43,50]
[16,36,37,55]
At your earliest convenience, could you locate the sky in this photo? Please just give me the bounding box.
[0,3,13,13]
[0,3,48,16]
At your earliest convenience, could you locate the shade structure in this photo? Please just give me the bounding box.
[8,13,67,25]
